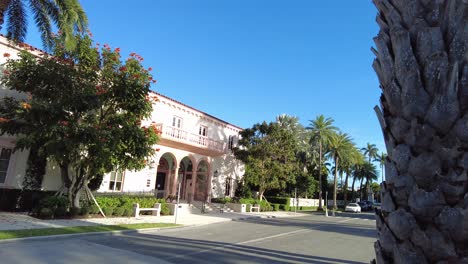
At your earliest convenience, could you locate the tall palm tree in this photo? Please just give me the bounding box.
[353,161,378,201]
[372,0,466,262]
[328,132,353,210]
[361,143,379,199]
[361,143,379,163]
[306,115,338,210]
[0,0,87,49]
[373,152,387,183]
[343,146,363,204]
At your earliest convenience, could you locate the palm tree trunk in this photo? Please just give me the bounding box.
[351,176,356,201]
[318,141,323,210]
[333,157,339,210]
[359,177,364,200]
[0,0,12,30]
[372,0,466,262]
[343,171,349,204]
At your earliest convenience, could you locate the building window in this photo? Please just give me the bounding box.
[225,177,232,196]
[109,170,124,191]
[199,125,207,137]
[0,147,12,184]
[228,135,236,150]
[172,116,182,128]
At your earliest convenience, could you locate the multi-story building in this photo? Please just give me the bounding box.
[0,36,244,202]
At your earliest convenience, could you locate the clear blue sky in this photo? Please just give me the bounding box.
[5,0,385,153]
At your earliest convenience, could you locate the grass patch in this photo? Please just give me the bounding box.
[0,223,180,240]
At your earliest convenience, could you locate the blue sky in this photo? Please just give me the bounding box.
[5,0,385,153]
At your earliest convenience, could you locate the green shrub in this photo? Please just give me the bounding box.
[39,207,53,218]
[89,204,100,214]
[211,197,232,204]
[272,204,280,211]
[80,206,90,216]
[70,207,81,217]
[54,206,68,218]
[123,208,134,217]
[160,205,170,215]
[266,197,290,206]
[280,204,290,211]
[102,207,114,217]
[113,207,125,217]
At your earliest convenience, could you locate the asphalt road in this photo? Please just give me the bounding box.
[0,213,377,264]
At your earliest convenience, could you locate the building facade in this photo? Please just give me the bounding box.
[0,36,244,201]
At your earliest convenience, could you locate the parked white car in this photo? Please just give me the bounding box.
[345,203,361,213]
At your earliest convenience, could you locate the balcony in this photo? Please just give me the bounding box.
[155,123,227,156]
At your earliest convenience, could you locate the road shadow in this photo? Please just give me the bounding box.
[85,232,369,264]
[232,215,377,239]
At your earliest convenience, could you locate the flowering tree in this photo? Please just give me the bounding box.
[0,33,159,208]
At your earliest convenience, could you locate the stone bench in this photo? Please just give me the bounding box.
[133,203,161,218]
[250,204,260,212]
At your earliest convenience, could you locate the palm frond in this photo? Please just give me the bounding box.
[6,0,27,43]
[30,0,54,49]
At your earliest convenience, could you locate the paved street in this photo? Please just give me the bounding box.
[0,213,377,264]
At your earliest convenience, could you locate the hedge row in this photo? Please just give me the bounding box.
[94,195,170,216]
[0,189,56,212]
[266,197,290,206]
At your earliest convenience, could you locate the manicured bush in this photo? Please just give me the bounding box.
[0,189,21,211]
[266,197,290,206]
[272,204,280,211]
[80,206,90,216]
[70,207,81,217]
[211,197,232,204]
[54,206,68,218]
[89,204,100,214]
[102,207,114,217]
[113,207,125,217]
[280,204,290,211]
[123,208,134,217]
[39,207,53,218]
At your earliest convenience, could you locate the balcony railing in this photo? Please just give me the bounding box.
[155,123,226,153]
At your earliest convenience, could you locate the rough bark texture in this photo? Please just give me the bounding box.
[372,0,467,263]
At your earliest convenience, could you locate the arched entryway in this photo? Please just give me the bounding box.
[178,157,195,202]
[195,160,209,201]
[155,153,177,198]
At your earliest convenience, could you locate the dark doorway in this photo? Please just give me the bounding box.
[155,172,166,198]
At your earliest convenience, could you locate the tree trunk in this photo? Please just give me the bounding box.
[333,156,339,210]
[343,172,350,205]
[372,0,467,262]
[359,177,364,200]
[318,141,323,210]
[351,176,356,201]
[0,0,12,30]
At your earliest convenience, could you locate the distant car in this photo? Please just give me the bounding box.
[373,202,381,210]
[357,202,370,211]
[345,203,361,213]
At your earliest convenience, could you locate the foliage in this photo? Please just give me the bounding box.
[234,121,300,200]
[0,33,159,208]
[102,207,114,217]
[69,207,81,217]
[306,115,338,208]
[39,207,53,218]
[22,144,47,190]
[80,206,90,216]
[94,195,169,216]
[1,0,88,50]
[211,197,232,204]
[266,197,290,206]
[113,207,125,217]
[272,204,280,211]
[89,204,99,215]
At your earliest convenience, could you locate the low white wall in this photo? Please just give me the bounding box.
[226,203,247,213]
[289,198,345,207]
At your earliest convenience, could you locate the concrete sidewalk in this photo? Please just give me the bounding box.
[0,211,309,231]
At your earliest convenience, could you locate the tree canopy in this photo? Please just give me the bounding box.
[0,33,159,207]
